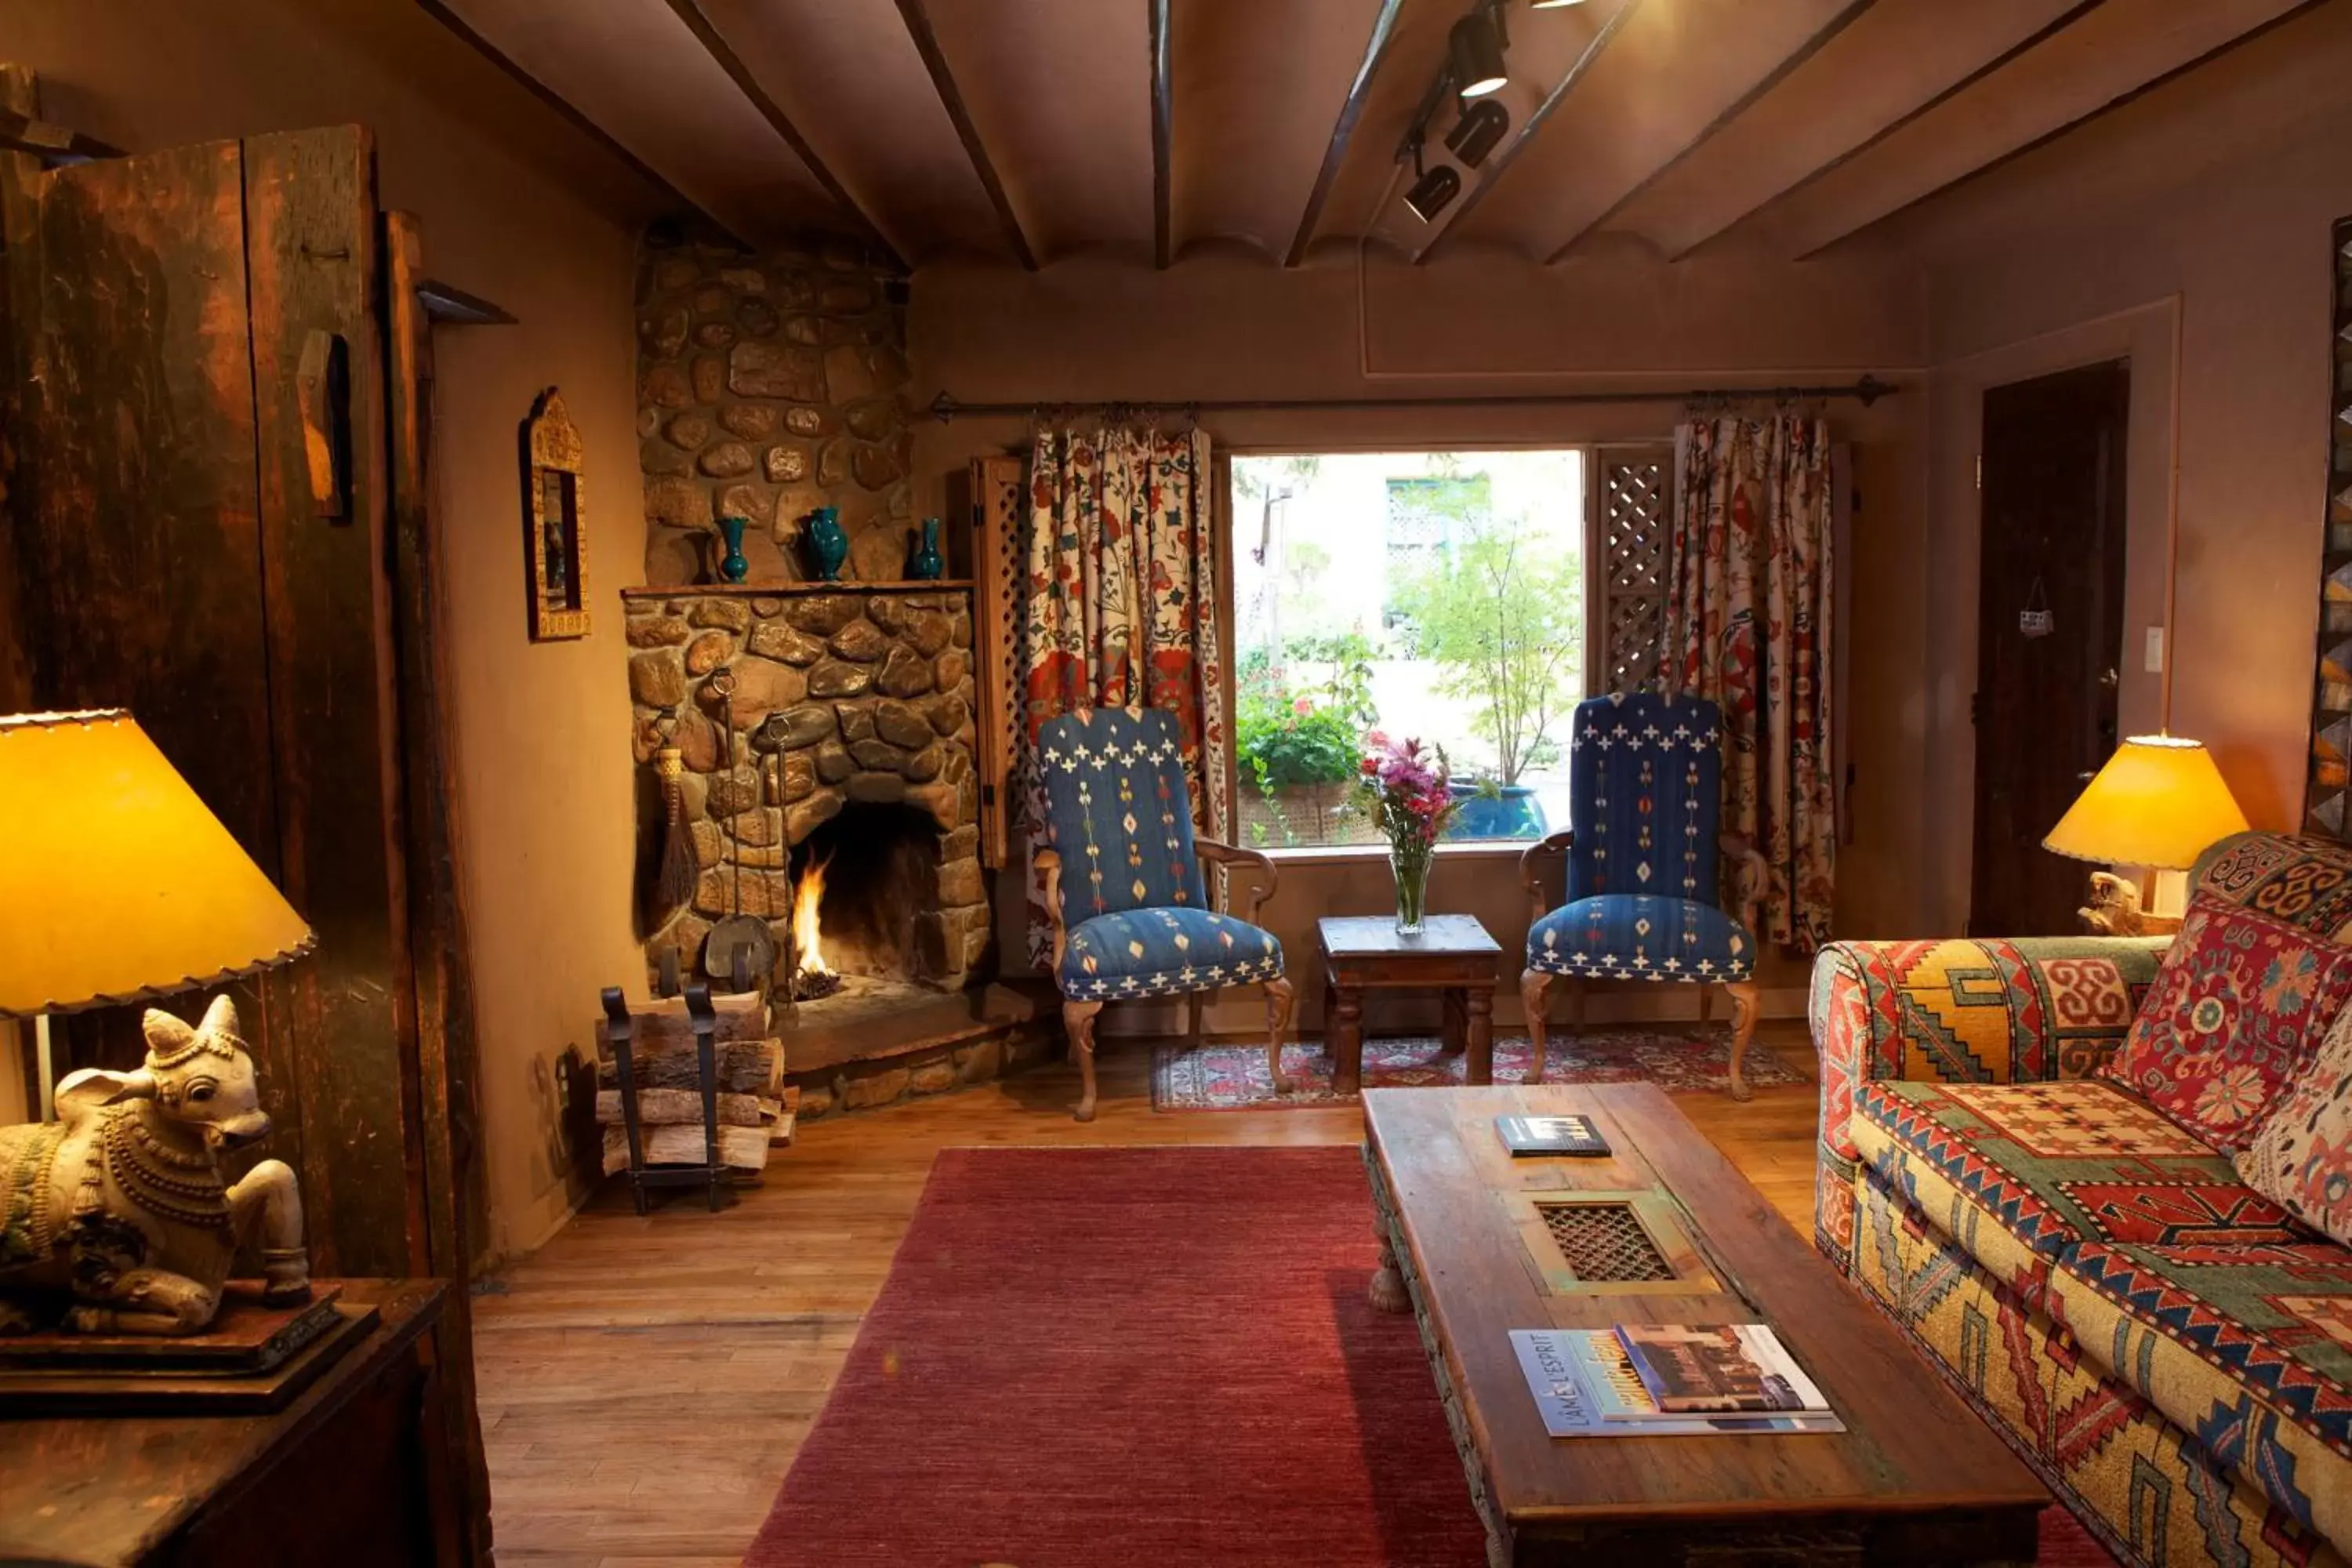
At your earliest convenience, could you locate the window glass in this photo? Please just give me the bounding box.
[1231,451,1584,848]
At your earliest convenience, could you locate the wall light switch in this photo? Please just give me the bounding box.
[2143,626,2166,673]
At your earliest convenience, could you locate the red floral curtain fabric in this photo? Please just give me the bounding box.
[1016,426,1229,963]
[1664,416,1836,951]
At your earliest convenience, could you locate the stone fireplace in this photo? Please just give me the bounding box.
[625,584,1017,1103]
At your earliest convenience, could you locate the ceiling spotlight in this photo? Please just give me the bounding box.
[1530,0,1588,7]
[1448,10,1508,98]
[1444,98,1509,168]
[1405,164,1461,223]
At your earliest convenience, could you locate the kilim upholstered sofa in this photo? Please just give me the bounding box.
[1810,830,2352,1568]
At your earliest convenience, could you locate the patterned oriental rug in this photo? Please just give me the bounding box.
[1152,1025,1812,1111]
[744,1148,2114,1568]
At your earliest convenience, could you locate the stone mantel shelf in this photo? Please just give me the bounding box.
[622,581,973,600]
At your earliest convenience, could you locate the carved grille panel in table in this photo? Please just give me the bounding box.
[1600,452,1671,694]
[1535,1199,1675,1283]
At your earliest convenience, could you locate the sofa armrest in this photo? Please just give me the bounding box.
[1809,935,2168,1163]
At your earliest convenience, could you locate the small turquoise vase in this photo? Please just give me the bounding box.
[715,514,750,584]
[909,517,945,580]
[806,506,848,582]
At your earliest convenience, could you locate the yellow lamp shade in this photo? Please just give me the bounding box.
[2043,734,2251,872]
[0,710,313,1018]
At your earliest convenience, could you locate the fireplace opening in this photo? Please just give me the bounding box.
[785,801,941,995]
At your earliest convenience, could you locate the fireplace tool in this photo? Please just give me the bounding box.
[702,666,778,994]
[650,706,696,924]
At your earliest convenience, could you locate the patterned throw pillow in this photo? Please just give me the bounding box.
[2100,895,2352,1150]
[2234,1001,2352,1247]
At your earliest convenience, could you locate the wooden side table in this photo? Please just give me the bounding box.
[1318,914,1503,1095]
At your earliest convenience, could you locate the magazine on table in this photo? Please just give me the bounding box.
[1509,1329,1844,1439]
[1494,1113,1611,1156]
[1613,1323,1831,1414]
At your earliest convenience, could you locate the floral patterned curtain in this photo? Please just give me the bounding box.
[1664,416,1836,951]
[1016,426,1229,963]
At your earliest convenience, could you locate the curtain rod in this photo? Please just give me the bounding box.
[927,375,1895,422]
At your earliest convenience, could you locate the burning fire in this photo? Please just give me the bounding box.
[790,852,833,978]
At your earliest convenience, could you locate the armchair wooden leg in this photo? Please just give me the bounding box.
[1064,998,1105,1122]
[1724,980,1759,1103]
[1697,985,1711,1027]
[1520,968,1555,1084]
[1185,992,1204,1053]
[1263,976,1294,1096]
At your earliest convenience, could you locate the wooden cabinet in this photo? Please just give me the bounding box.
[0,1283,463,1567]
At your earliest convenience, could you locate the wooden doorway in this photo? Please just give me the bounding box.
[1969,360,2131,937]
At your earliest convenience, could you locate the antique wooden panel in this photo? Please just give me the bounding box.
[969,453,1024,869]
[387,207,494,1561]
[242,126,423,1280]
[2307,216,2352,838]
[5,130,306,1171]
[0,67,37,720]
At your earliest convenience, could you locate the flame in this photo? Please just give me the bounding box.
[791,851,833,976]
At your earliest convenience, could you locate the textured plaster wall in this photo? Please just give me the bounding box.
[0,0,656,1261]
[1895,2,2352,932]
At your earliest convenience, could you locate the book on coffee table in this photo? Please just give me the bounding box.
[1613,1323,1831,1414]
[1494,1113,1610,1156]
[1509,1329,1844,1438]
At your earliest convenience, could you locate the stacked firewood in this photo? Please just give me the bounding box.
[593,992,797,1176]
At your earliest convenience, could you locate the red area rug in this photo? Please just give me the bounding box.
[1152,1025,1809,1111]
[745,1147,2112,1567]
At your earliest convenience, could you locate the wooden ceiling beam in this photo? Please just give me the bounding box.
[1149,0,1173,269]
[1542,0,1880,264]
[1284,0,1408,269]
[1657,0,2110,261]
[1781,0,2321,258]
[659,0,908,271]
[413,0,738,247]
[894,0,1036,270]
[1413,0,1646,267]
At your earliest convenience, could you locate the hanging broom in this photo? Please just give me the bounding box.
[653,743,698,921]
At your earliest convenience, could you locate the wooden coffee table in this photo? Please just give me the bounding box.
[1363,1084,2048,1566]
[1319,914,1502,1095]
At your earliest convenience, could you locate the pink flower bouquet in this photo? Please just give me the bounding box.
[1354,731,1465,934]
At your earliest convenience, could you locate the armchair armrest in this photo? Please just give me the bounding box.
[1196,837,1279,921]
[1034,848,1067,973]
[1517,829,1573,925]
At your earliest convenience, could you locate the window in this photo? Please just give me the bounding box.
[1230,451,1585,850]
[1381,474,1488,632]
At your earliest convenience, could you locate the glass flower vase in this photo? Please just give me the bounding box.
[1390,844,1431,936]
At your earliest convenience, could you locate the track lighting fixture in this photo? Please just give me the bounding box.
[1444,98,1509,168]
[1402,125,1461,222]
[1405,164,1461,223]
[1448,8,1508,98]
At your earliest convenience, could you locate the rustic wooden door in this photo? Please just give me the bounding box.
[1969,361,2131,936]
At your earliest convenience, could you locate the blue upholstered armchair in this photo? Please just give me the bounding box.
[1517,692,1769,1098]
[1033,706,1294,1121]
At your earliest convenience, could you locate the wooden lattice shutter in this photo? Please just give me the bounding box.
[968,454,1024,867]
[1592,448,1671,694]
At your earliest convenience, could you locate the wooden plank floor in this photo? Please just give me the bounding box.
[474,1025,1820,1567]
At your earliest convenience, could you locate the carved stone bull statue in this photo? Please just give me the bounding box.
[0,994,309,1334]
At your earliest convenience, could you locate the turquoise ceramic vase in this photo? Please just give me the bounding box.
[909,517,945,580]
[807,506,848,582]
[715,514,750,584]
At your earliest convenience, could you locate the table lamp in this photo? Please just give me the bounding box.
[2043,734,2250,935]
[0,710,314,1117]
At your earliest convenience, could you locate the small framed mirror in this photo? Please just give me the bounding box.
[523,387,589,641]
